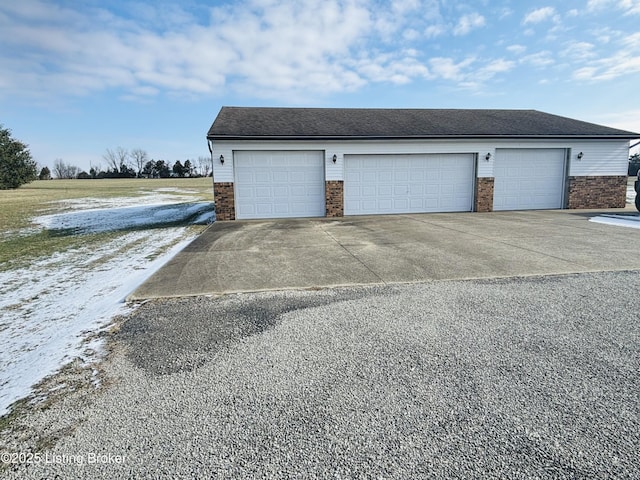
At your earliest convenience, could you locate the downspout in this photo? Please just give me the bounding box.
[207,139,214,198]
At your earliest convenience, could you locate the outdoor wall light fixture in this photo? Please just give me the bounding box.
[577,152,584,160]
[219,155,224,164]
[485,153,492,161]
[333,154,337,163]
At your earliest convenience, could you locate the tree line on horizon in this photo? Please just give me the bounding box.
[45,147,212,180]
[1,123,214,188]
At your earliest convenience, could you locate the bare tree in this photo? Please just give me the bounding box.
[52,159,80,179]
[52,158,66,179]
[197,156,211,177]
[103,147,129,173]
[67,165,80,179]
[130,148,149,176]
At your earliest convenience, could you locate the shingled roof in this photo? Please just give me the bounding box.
[207,107,639,140]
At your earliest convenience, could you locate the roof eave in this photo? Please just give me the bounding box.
[207,134,640,141]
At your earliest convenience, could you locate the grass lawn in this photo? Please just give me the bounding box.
[0,178,213,270]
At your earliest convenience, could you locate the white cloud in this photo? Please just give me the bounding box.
[587,0,609,9]
[0,0,380,100]
[355,53,430,85]
[391,0,422,15]
[2,0,475,100]
[498,8,514,19]
[403,28,420,41]
[477,59,515,79]
[424,24,446,38]
[587,0,640,14]
[428,57,475,81]
[570,33,640,81]
[453,12,485,35]
[0,0,541,101]
[373,0,440,40]
[520,51,555,67]
[622,31,640,47]
[507,44,527,55]
[562,42,597,60]
[573,67,598,80]
[523,7,558,24]
[622,0,640,15]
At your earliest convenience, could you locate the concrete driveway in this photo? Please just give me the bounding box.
[130,209,640,299]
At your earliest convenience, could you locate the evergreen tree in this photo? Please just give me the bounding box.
[0,125,37,189]
[38,166,51,180]
[183,159,193,177]
[173,160,185,177]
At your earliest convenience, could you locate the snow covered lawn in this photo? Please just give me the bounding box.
[0,185,214,415]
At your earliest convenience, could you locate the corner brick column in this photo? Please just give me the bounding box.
[568,176,627,209]
[325,180,344,217]
[213,182,235,220]
[475,177,494,212]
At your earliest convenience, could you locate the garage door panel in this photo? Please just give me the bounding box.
[394,171,409,182]
[254,171,272,183]
[269,171,286,182]
[255,187,272,197]
[494,149,565,211]
[394,198,409,209]
[378,198,391,208]
[234,151,325,220]
[236,171,255,183]
[409,184,424,195]
[257,204,274,214]
[345,154,474,215]
[377,185,391,196]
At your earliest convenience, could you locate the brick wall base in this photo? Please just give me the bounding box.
[213,182,235,220]
[568,176,627,209]
[214,175,626,219]
[325,181,344,217]
[475,177,494,212]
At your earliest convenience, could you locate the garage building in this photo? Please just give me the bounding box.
[206,107,638,220]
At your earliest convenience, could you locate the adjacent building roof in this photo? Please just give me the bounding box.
[207,107,640,141]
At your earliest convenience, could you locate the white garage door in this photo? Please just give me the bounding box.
[493,149,566,211]
[344,154,475,215]
[234,151,325,219]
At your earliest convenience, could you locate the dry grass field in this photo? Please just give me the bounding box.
[0,178,213,269]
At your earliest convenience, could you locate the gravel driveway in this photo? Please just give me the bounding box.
[2,271,639,479]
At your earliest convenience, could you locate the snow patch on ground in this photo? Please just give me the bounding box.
[34,202,214,234]
[0,229,197,415]
[627,184,636,204]
[0,189,214,416]
[590,214,640,229]
[48,191,203,211]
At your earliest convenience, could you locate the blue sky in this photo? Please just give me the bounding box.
[1,0,640,172]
